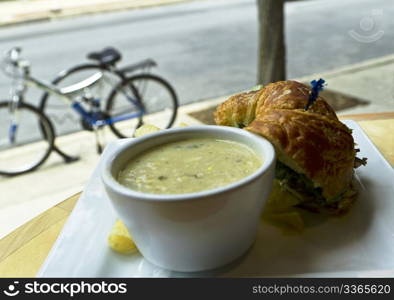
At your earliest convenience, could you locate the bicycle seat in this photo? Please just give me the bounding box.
[87,47,121,66]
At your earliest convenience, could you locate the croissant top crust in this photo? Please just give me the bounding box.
[214,80,356,200]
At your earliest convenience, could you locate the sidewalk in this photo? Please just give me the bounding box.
[0,0,204,26]
[298,54,394,116]
[1,55,394,240]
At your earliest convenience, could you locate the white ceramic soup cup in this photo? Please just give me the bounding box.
[101,125,276,272]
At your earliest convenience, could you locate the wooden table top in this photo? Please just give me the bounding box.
[0,112,393,277]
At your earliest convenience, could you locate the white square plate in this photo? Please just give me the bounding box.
[37,120,394,277]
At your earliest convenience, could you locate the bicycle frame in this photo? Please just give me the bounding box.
[71,101,143,127]
[20,69,145,128]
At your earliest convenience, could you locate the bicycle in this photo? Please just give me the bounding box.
[0,47,178,176]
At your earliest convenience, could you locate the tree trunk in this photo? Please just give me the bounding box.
[256,0,286,85]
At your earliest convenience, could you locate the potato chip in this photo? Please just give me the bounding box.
[108,219,138,254]
[265,180,300,212]
[134,124,161,137]
[262,180,305,233]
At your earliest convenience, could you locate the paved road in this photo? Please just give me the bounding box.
[0,0,393,136]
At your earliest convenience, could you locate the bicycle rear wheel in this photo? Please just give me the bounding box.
[0,101,55,176]
[106,74,178,138]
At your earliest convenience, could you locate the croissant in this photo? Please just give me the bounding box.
[214,80,359,215]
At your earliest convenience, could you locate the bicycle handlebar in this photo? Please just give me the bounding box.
[8,47,22,63]
[2,47,30,78]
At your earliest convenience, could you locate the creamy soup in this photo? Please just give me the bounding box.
[117,138,262,194]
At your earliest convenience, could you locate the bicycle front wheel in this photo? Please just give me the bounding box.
[0,102,55,176]
[106,74,178,138]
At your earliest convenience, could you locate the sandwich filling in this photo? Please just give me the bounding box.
[275,161,346,210]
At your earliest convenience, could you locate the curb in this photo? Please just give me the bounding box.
[0,0,206,27]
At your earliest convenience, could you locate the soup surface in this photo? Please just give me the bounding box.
[118,138,262,194]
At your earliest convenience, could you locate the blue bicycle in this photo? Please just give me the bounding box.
[0,47,178,176]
